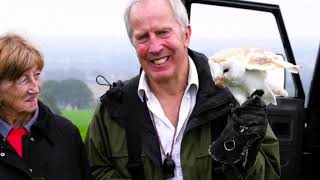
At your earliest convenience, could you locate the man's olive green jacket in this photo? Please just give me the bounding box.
[85,50,281,180]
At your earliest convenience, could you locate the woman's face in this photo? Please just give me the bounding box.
[0,65,42,115]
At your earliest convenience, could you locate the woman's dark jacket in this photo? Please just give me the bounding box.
[0,101,90,180]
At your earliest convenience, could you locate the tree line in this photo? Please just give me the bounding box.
[40,79,94,114]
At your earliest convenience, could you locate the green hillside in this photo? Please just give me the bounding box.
[62,109,94,140]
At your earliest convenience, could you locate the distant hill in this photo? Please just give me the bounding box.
[40,37,318,102]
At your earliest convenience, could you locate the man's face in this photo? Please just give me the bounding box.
[129,0,191,83]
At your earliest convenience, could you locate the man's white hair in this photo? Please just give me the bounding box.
[124,0,189,42]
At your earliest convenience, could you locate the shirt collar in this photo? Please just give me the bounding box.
[138,56,199,102]
[0,107,39,138]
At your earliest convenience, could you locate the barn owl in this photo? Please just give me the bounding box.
[209,48,302,105]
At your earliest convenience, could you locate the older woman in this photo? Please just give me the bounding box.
[0,33,89,179]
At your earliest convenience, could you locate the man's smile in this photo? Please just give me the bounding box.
[152,56,169,65]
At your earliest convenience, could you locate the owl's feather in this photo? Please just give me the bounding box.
[209,48,301,105]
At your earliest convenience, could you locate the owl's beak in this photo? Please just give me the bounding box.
[214,77,225,87]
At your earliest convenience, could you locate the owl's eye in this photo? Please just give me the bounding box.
[223,68,229,73]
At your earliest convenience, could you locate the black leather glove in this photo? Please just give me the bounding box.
[209,89,267,168]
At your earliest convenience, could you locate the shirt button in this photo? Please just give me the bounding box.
[0,152,5,157]
[30,137,35,142]
[229,103,234,108]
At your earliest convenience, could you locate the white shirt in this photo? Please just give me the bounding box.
[138,57,199,180]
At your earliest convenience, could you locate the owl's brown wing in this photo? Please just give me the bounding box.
[210,48,301,73]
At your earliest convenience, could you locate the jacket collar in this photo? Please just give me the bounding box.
[0,101,56,144]
[137,55,199,102]
[184,49,235,132]
[30,101,56,145]
[0,101,56,177]
[0,107,39,138]
[189,49,234,113]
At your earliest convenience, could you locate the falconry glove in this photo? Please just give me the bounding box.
[209,89,267,169]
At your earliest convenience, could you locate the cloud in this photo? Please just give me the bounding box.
[0,0,318,39]
[0,0,131,38]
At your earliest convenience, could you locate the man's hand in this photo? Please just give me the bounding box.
[209,89,267,167]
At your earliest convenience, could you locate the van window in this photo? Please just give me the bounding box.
[189,3,294,96]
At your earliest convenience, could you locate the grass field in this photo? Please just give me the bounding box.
[62,109,94,140]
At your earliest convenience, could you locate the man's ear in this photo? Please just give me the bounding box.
[184,25,192,48]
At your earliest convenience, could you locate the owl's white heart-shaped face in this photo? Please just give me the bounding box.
[217,58,246,84]
[209,57,246,88]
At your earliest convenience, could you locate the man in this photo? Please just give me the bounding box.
[85,0,280,179]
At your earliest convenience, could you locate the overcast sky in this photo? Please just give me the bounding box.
[0,0,318,67]
[0,0,318,98]
[0,0,319,40]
